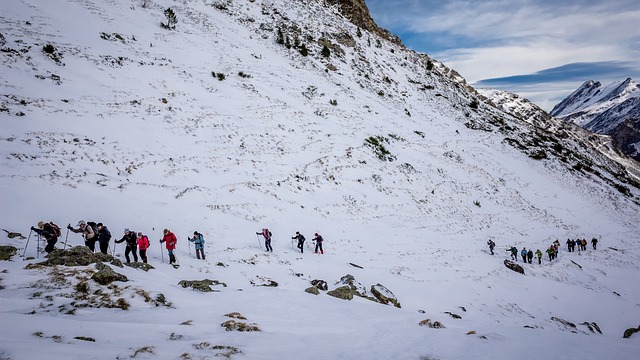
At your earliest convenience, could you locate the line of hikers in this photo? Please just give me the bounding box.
[487,236,600,266]
[28,221,326,265]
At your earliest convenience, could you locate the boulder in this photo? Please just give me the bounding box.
[178,279,227,292]
[27,246,123,268]
[305,286,320,295]
[91,262,128,285]
[0,245,17,261]
[125,262,155,272]
[310,279,328,291]
[504,260,525,275]
[370,283,401,308]
[327,285,355,300]
[623,325,640,339]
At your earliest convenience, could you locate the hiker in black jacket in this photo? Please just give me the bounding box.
[115,228,138,263]
[292,231,306,253]
[96,223,112,255]
[31,221,59,253]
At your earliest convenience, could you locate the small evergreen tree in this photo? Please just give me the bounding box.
[293,34,300,48]
[161,8,178,30]
[299,43,309,56]
[356,27,362,38]
[276,28,284,45]
[321,44,330,58]
[285,35,291,49]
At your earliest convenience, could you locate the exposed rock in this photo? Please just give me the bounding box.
[551,317,577,332]
[327,285,354,300]
[623,325,640,338]
[311,279,328,291]
[178,279,227,292]
[125,262,155,272]
[370,283,401,308]
[91,261,128,285]
[504,259,525,275]
[26,246,122,268]
[445,311,462,319]
[348,262,363,269]
[581,322,602,334]
[3,229,26,239]
[305,286,320,295]
[221,319,260,332]
[224,312,247,320]
[325,0,401,45]
[419,319,445,329]
[0,245,18,260]
[250,276,278,287]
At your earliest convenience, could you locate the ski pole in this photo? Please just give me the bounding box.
[63,227,70,250]
[160,241,164,263]
[112,241,117,256]
[188,239,192,255]
[23,229,33,258]
[256,234,263,249]
[36,234,41,258]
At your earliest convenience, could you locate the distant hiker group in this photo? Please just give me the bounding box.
[26,220,327,265]
[491,235,600,266]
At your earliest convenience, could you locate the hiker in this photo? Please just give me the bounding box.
[527,249,533,264]
[96,223,112,255]
[68,220,96,252]
[581,239,587,251]
[292,231,306,253]
[313,232,324,254]
[591,237,598,250]
[137,232,149,263]
[546,247,554,261]
[520,248,528,262]
[188,231,206,260]
[552,244,559,259]
[507,246,518,261]
[31,221,60,253]
[256,228,273,252]
[160,228,178,264]
[553,239,560,251]
[115,228,138,263]
[487,239,495,255]
[535,249,543,264]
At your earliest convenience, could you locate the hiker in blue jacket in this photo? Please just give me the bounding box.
[521,247,528,263]
[188,231,206,260]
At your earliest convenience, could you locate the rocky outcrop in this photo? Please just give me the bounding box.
[419,319,445,329]
[92,262,128,285]
[178,279,227,292]
[0,245,17,260]
[504,260,525,275]
[125,262,155,272]
[370,283,401,308]
[623,325,640,338]
[325,0,401,45]
[25,246,123,268]
[311,279,328,291]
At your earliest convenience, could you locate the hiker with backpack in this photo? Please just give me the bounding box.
[31,221,60,253]
[137,232,150,263]
[591,237,598,250]
[115,228,138,263]
[160,228,178,265]
[256,228,273,252]
[487,239,495,255]
[521,247,528,263]
[313,232,324,254]
[188,231,206,260]
[535,249,543,264]
[96,223,112,255]
[527,249,533,264]
[68,220,96,251]
[292,231,306,253]
[507,246,518,261]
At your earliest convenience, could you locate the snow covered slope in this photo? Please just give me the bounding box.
[1,1,640,359]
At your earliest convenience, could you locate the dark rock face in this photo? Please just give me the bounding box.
[623,325,640,339]
[504,260,525,275]
[610,118,640,162]
[325,0,401,45]
[311,279,328,291]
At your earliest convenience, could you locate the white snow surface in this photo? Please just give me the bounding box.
[1,1,640,359]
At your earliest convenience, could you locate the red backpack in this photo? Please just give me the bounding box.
[49,222,62,237]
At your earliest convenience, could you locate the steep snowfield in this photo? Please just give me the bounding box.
[1,1,640,359]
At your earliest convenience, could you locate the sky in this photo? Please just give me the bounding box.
[366,0,640,110]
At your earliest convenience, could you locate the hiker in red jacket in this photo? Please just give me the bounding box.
[160,228,178,264]
[137,232,150,264]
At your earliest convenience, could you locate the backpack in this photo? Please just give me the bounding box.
[103,226,112,241]
[87,221,99,239]
[49,222,62,237]
[142,235,149,248]
[268,230,272,237]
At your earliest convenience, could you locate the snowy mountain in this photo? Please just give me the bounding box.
[2,1,640,359]
[550,79,640,161]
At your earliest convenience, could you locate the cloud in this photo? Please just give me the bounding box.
[367,0,640,108]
